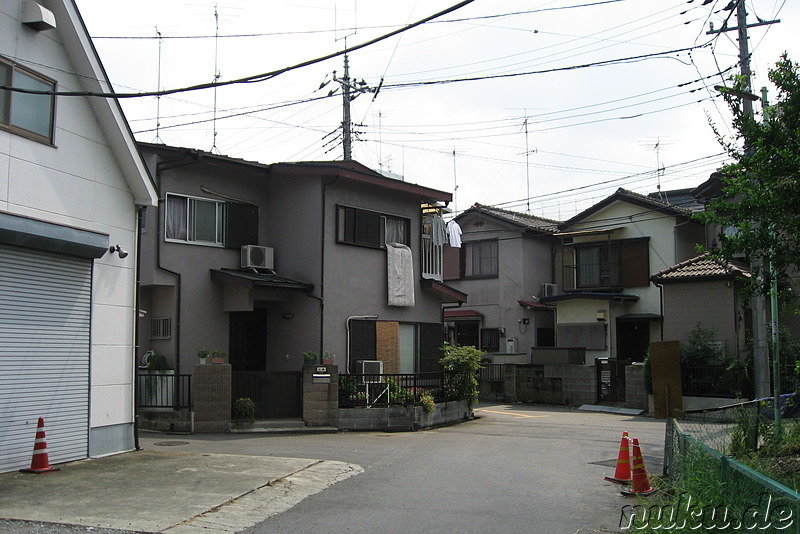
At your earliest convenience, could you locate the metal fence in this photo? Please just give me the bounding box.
[661,398,800,533]
[681,365,754,398]
[339,372,458,408]
[137,372,192,409]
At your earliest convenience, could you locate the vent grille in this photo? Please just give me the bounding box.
[150,317,172,340]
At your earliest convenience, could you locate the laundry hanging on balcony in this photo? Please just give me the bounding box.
[387,242,415,307]
[431,215,448,246]
[446,219,462,247]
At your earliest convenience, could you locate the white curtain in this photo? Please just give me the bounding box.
[385,217,406,245]
[166,196,188,240]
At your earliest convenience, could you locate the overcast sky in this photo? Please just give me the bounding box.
[74,0,797,220]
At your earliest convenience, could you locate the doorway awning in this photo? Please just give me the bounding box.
[421,278,468,304]
[210,268,313,292]
[616,313,662,322]
[443,309,482,320]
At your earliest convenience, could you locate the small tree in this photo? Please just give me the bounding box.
[439,343,483,407]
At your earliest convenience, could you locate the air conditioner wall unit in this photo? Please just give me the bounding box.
[358,360,383,382]
[241,245,274,270]
[541,283,558,298]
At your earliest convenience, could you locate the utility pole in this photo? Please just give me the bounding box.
[331,54,382,161]
[708,1,780,416]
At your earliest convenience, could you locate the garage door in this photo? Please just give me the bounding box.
[0,244,91,472]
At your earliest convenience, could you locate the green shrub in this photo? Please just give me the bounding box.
[232,397,256,422]
[439,342,483,407]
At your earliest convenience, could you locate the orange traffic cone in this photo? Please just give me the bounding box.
[621,438,654,496]
[19,417,60,474]
[604,431,631,484]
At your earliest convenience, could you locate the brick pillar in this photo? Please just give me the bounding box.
[192,363,231,432]
[303,364,339,427]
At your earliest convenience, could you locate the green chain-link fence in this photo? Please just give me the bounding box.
[651,397,800,533]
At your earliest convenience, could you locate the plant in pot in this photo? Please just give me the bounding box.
[197,347,210,365]
[211,350,226,364]
[322,351,335,365]
[302,350,318,366]
[142,351,174,406]
[232,397,256,423]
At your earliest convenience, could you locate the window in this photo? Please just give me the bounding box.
[576,244,620,287]
[574,238,649,288]
[463,239,498,278]
[480,328,500,352]
[165,194,225,245]
[337,205,409,248]
[0,57,55,142]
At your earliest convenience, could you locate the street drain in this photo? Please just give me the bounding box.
[154,441,190,446]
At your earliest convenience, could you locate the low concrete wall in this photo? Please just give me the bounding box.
[625,364,648,412]
[338,400,472,432]
[193,363,231,432]
[303,365,338,427]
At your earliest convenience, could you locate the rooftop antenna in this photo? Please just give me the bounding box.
[153,26,163,144]
[452,148,459,214]
[521,111,537,214]
[210,4,221,154]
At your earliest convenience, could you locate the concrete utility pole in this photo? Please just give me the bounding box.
[333,54,382,161]
[708,1,779,404]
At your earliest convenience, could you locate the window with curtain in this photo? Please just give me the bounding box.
[576,244,620,287]
[0,57,55,143]
[463,239,498,278]
[337,205,409,248]
[165,193,225,245]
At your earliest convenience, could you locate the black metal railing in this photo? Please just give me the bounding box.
[339,372,458,407]
[681,365,753,398]
[137,372,192,409]
[478,363,505,382]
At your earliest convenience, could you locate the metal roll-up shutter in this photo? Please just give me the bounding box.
[0,244,91,472]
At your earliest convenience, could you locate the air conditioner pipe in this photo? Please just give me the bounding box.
[346,315,378,374]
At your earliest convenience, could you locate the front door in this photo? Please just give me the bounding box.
[229,309,301,418]
[616,320,650,362]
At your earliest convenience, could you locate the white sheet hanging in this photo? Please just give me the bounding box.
[387,242,415,307]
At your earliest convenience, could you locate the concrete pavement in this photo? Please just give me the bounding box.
[0,447,362,533]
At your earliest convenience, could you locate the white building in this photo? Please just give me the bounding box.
[0,0,157,472]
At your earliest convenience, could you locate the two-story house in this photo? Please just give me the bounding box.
[442,203,560,361]
[0,1,158,472]
[542,188,706,365]
[137,143,464,419]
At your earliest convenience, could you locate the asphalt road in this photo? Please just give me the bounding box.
[142,403,667,534]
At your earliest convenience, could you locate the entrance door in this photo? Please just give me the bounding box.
[229,309,301,418]
[616,321,650,362]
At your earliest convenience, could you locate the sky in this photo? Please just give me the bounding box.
[74,0,798,221]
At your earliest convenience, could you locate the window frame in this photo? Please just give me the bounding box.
[164,193,226,246]
[0,56,56,144]
[336,204,410,249]
[462,239,499,279]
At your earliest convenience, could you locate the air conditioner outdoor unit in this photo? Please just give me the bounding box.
[358,360,384,383]
[541,283,558,298]
[241,245,274,270]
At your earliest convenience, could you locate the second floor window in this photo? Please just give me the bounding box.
[573,238,649,288]
[463,239,498,278]
[577,244,620,287]
[0,58,55,143]
[337,205,409,248]
[166,194,225,245]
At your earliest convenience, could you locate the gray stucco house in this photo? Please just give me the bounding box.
[442,203,560,361]
[136,143,464,418]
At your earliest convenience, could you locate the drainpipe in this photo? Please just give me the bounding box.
[317,176,339,358]
[133,205,146,450]
[346,315,378,373]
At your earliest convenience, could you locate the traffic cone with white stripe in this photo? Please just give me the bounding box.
[604,431,631,484]
[621,437,654,496]
[19,417,60,474]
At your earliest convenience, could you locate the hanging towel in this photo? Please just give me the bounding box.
[431,215,448,246]
[446,219,462,248]
[387,242,415,307]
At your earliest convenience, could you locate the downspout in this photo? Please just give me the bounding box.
[654,280,664,341]
[133,205,146,451]
[318,176,339,358]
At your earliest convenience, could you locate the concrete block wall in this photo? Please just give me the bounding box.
[338,400,471,431]
[625,364,648,412]
[545,364,596,406]
[193,363,231,432]
[303,365,338,427]
[515,366,563,404]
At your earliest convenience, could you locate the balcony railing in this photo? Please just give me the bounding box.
[137,372,192,409]
[421,233,442,281]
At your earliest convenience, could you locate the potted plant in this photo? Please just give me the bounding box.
[232,397,256,423]
[322,351,335,365]
[197,347,210,365]
[142,351,174,407]
[302,350,318,366]
[211,349,226,364]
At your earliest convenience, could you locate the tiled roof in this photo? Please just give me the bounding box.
[464,203,561,233]
[650,253,751,282]
[563,187,693,228]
